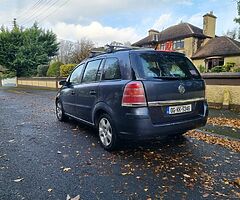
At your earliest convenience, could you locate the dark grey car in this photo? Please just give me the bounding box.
[56,47,208,151]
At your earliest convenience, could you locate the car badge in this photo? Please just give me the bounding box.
[178,84,185,94]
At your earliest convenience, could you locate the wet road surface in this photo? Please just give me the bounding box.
[0,87,239,200]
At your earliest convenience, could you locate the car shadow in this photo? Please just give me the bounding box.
[65,117,190,153]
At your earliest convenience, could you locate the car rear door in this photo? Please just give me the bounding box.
[73,59,103,123]
[131,52,206,124]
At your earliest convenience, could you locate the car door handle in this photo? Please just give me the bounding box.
[71,91,75,95]
[89,90,96,95]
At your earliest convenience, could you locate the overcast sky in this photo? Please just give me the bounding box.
[0,0,238,46]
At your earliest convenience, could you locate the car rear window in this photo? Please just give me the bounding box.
[131,52,201,80]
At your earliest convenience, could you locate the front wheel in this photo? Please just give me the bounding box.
[56,100,68,122]
[97,114,119,151]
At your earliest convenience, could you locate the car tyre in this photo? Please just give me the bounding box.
[56,100,68,122]
[97,113,119,151]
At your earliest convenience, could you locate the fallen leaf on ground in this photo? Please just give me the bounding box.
[234,178,240,187]
[63,168,71,172]
[71,195,80,200]
[186,130,240,152]
[14,178,24,182]
[183,174,191,178]
[215,191,227,197]
[208,117,240,129]
[66,195,80,200]
[203,193,209,198]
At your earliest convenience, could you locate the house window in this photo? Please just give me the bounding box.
[160,43,165,50]
[173,40,184,50]
[206,57,224,70]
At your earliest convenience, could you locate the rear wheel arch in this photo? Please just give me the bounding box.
[94,109,107,127]
[92,103,115,126]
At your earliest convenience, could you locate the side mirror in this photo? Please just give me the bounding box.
[59,80,67,86]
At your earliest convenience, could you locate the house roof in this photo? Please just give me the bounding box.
[133,23,208,46]
[192,36,240,59]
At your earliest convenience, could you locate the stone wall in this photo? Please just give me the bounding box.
[17,77,64,89]
[202,73,240,111]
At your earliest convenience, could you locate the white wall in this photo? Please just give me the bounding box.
[2,77,17,86]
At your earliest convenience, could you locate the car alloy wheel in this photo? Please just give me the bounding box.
[97,113,119,151]
[56,101,63,120]
[99,117,113,147]
[56,100,67,121]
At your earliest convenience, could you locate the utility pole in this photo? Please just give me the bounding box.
[13,18,17,28]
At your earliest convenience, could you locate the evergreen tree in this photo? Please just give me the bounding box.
[0,21,58,77]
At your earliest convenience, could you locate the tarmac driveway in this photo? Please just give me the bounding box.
[0,87,239,200]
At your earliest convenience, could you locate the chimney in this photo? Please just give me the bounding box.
[203,11,217,38]
[148,29,159,36]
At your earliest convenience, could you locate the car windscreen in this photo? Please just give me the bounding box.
[131,52,201,80]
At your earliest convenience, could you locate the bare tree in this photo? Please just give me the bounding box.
[109,41,123,46]
[56,39,75,64]
[71,38,95,63]
[225,28,238,40]
[109,41,132,47]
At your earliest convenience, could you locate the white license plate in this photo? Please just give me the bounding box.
[167,104,192,115]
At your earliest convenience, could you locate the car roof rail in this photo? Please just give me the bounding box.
[104,45,140,53]
[89,50,106,58]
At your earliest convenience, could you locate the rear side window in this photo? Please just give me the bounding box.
[133,52,201,80]
[69,64,84,84]
[82,59,102,83]
[103,58,121,80]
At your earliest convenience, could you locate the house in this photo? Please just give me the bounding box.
[133,12,240,71]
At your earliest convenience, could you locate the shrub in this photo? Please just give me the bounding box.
[60,64,76,77]
[210,66,227,73]
[198,65,206,73]
[37,65,49,77]
[224,62,235,72]
[1,70,16,79]
[225,62,235,67]
[47,61,63,77]
[231,66,240,72]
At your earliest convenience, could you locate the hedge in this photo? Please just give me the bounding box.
[37,65,49,77]
[60,64,76,77]
[47,61,63,77]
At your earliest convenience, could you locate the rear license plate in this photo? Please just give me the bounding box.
[167,104,192,115]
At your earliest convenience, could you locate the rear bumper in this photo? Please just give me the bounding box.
[118,101,208,140]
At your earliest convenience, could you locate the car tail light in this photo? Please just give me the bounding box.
[122,81,147,107]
